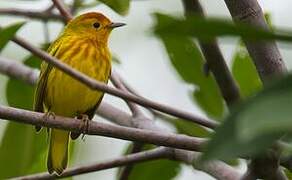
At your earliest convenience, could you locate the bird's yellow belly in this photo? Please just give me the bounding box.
[45,59,110,117]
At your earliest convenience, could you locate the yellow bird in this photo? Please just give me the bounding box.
[33,12,125,175]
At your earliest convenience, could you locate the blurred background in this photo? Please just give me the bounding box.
[0,0,292,179]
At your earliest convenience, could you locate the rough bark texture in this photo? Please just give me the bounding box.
[224,0,287,82]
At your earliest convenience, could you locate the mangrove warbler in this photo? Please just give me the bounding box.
[33,12,125,175]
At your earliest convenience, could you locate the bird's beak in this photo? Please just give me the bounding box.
[107,22,126,29]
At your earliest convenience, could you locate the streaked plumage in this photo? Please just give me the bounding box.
[33,12,124,175]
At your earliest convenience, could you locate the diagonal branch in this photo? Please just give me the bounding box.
[11,36,218,129]
[110,70,143,117]
[182,0,241,106]
[52,0,72,21]
[118,142,144,180]
[14,147,171,180]
[110,70,145,179]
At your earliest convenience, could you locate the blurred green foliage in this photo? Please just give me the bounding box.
[1,54,47,178]
[119,144,181,180]
[202,73,292,161]
[231,42,262,97]
[98,0,130,16]
[154,13,225,119]
[168,118,211,138]
[154,13,292,42]
[0,22,24,52]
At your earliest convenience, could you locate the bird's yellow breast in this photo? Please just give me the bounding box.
[44,37,111,117]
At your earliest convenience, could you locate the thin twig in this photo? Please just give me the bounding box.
[14,147,171,180]
[118,143,144,180]
[0,8,65,22]
[11,36,218,129]
[110,71,145,179]
[111,71,143,117]
[182,0,241,106]
[52,0,72,21]
[0,58,241,180]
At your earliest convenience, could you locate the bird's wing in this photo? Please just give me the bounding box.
[33,39,62,113]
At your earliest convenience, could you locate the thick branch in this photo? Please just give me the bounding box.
[0,56,38,85]
[16,147,171,180]
[182,0,241,106]
[10,36,217,129]
[0,105,204,151]
[0,8,65,22]
[224,0,286,82]
[0,58,241,180]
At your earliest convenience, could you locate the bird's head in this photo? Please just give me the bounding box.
[64,12,125,42]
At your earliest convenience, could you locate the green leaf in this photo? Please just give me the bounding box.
[156,28,224,119]
[0,124,47,178]
[112,54,121,64]
[98,0,130,16]
[284,168,292,179]
[0,55,46,178]
[153,13,292,42]
[202,74,292,161]
[231,42,262,97]
[167,118,211,138]
[129,159,181,180]
[0,22,25,52]
[123,145,181,180]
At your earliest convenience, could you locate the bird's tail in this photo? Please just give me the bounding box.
[47,129,69,175]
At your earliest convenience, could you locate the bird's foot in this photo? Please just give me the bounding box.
[36,111,55,132]
[43,111,55,140]
[70,114,90,141]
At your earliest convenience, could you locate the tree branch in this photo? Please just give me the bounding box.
[182,0,241,106]
[0,105,205,151]
[0,8,65,22]
[0,56,38,85]
[173,150,241,180]
[118,142,144,180]
[224,0,287,82]
[51,0,72,21]
[110,70,145,179]
[110,70,143,117]
[15,147,171,180]
[0,57,241,180]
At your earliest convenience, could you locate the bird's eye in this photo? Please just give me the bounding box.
[93,22,100,29]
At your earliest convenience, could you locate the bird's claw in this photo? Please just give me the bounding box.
[43,111,56,121]
[43,111,55,141]
[78,114,90,141]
